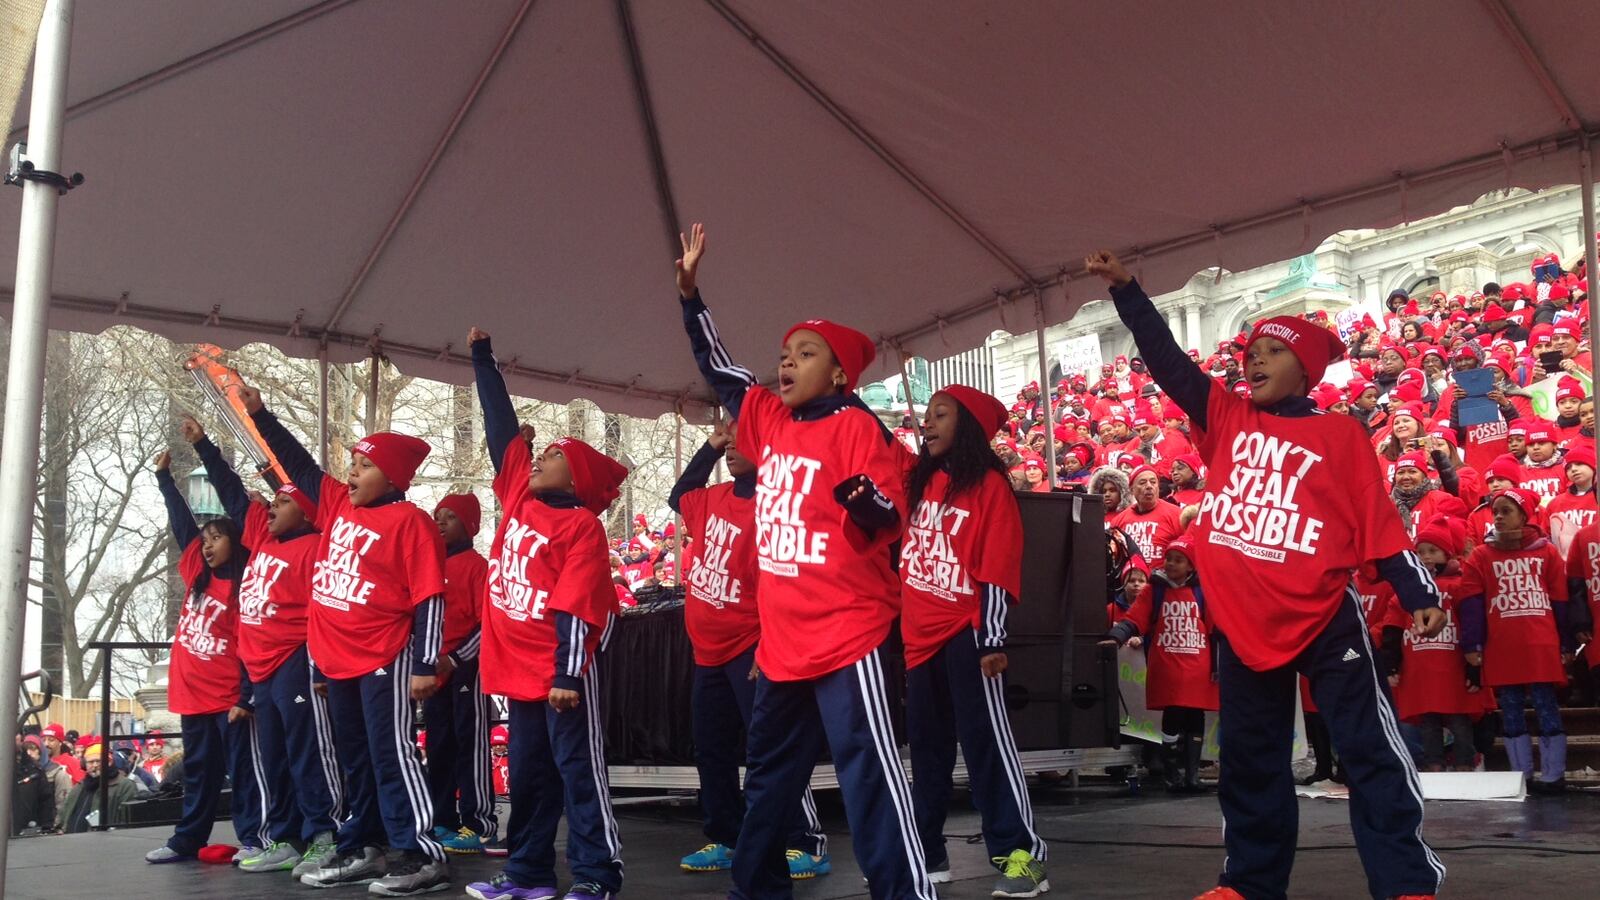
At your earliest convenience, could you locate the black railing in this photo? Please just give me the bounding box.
[86,641,168,831]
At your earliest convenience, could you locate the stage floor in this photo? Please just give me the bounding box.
[9,785,1598,898]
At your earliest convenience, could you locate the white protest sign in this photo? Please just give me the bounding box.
[1053,334,1103,383]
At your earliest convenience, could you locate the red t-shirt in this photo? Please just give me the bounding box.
[899,470,1023,670]
[307,473,446,680]
[442,548,487,658]
[1457,537,1568,687]
[1519,458,1568,504]
[1543,488,1597,559]
[1459,420,1510,474]
[1566,522,1600,669]
[235,503,317,682]
[1109,502,1184,563]
[678,481,762,667]
[1389,577,1481,720]
[736,385,906,681]
[168,541,242,716]
[1187,381,1413,671]
[480,436,616,701]
[1117,579,1219,711]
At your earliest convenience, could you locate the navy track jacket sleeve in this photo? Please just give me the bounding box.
[410,595,444,676]
[471,336,521,474]
[669,440,724,514]
[680,291,757,418]
[1376,550,1443,613]
[250,407,326,506]
[552,611,589,692]
[974,582,1012,652]
[193,437,253,530]
[1109,279,1212,430]
[156,469,200,549]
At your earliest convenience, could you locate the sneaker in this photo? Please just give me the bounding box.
[442,827,485,855]
[561,883,615,900]
[680,842,734,872]
[928,858,952,884]
[787,849,831,879]
[430,825,452,841]
[1192,889,1246,900]
[465,874,559,900]
[144,845,191,864]
[368,852,449,896]
[301,846,386,888]
[234,845,267,865]
[293,832,338,879]
[239,840,301,873]
[482,837,509,858]
[992,849,1049,898]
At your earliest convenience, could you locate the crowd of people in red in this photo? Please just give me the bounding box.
[1001,252,1597,793]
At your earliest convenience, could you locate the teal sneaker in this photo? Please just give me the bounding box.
[679,843,733,872]
[238,841,301,872]
[787,849,831,879]
[430,825,452,841]
[443,827,485,855]
[992,848,1049,898]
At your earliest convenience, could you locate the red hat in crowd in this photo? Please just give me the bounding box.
[1164,536,1195,564]
[1414,516,1467,558]
[1491,487,1541,520]
[1523,426,1557,445]
[1549,283,1571,302]
[1552,321,1580,340]
[1566,446,1597,471]
[434,493,481,538]
[1128,464,1159,486]
[1528,323,1554,345]
[1503,283,1526,302]
[490,725,510,746]
[1022,456,1044,471]
[1485,453,1523,484]
[1480,304,1508,324]
[1066,442,1096,467]
[1232,381,1251,398]
[1346,378,1373,401]
[550,438,629,515]
[1122,555,1152,580]
[1426,427,1458,450]
[1557,377,1587,402]
[276,483,319,524]
[782,319,876,392]
[351,432,431,491]
[937,385,1008,437]
[1171,452,1204,477]
[1390,402,1426,425]
[42,723,64,742]
[1394,451,1430,474]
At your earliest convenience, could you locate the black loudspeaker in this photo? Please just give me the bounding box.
[1003,490,1120,750]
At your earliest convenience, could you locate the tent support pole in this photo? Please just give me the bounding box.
[0,0,74,884]
[1582,138,1599,335]
[896,349,920,449]
[317,344,330,468]
[364,350,379,434]
[1033,289,1057,486]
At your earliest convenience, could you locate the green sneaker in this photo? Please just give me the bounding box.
[292,831,337,879]
[239,840,301,872]
[991,849,1049,898]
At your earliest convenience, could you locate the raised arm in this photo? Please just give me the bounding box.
[237,383,328,506]
[468,327,521,474]
[1086,251,1212,428]
[182,417,252,529]
[669,431,729,514]
[676,223,757,417]
[153,453,200,548]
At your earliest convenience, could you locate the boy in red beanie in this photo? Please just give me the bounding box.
[179,415,343,877]
[1088,250,1447,900]
[668,419,829,880]
[677,224,934,900]
[465,327,628,900]
[425,492,496,854]
[237,382,451,895]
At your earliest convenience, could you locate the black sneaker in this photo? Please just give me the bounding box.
[368,851,450,896]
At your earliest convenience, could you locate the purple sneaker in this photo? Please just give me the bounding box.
[562,882,616,900]
[464,874,558,900]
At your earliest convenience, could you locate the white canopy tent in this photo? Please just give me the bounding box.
[4,0,1600,880]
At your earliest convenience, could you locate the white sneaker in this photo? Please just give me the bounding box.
[301,846,386,888]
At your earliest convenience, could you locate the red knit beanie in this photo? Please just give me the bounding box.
[1247,317,1347,388]
[936,385,1007,437]
[276,483,319,524]
[351,432,431,491]
[434,493,481,537]
[783,320,876,392]
[551,438,628,515]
